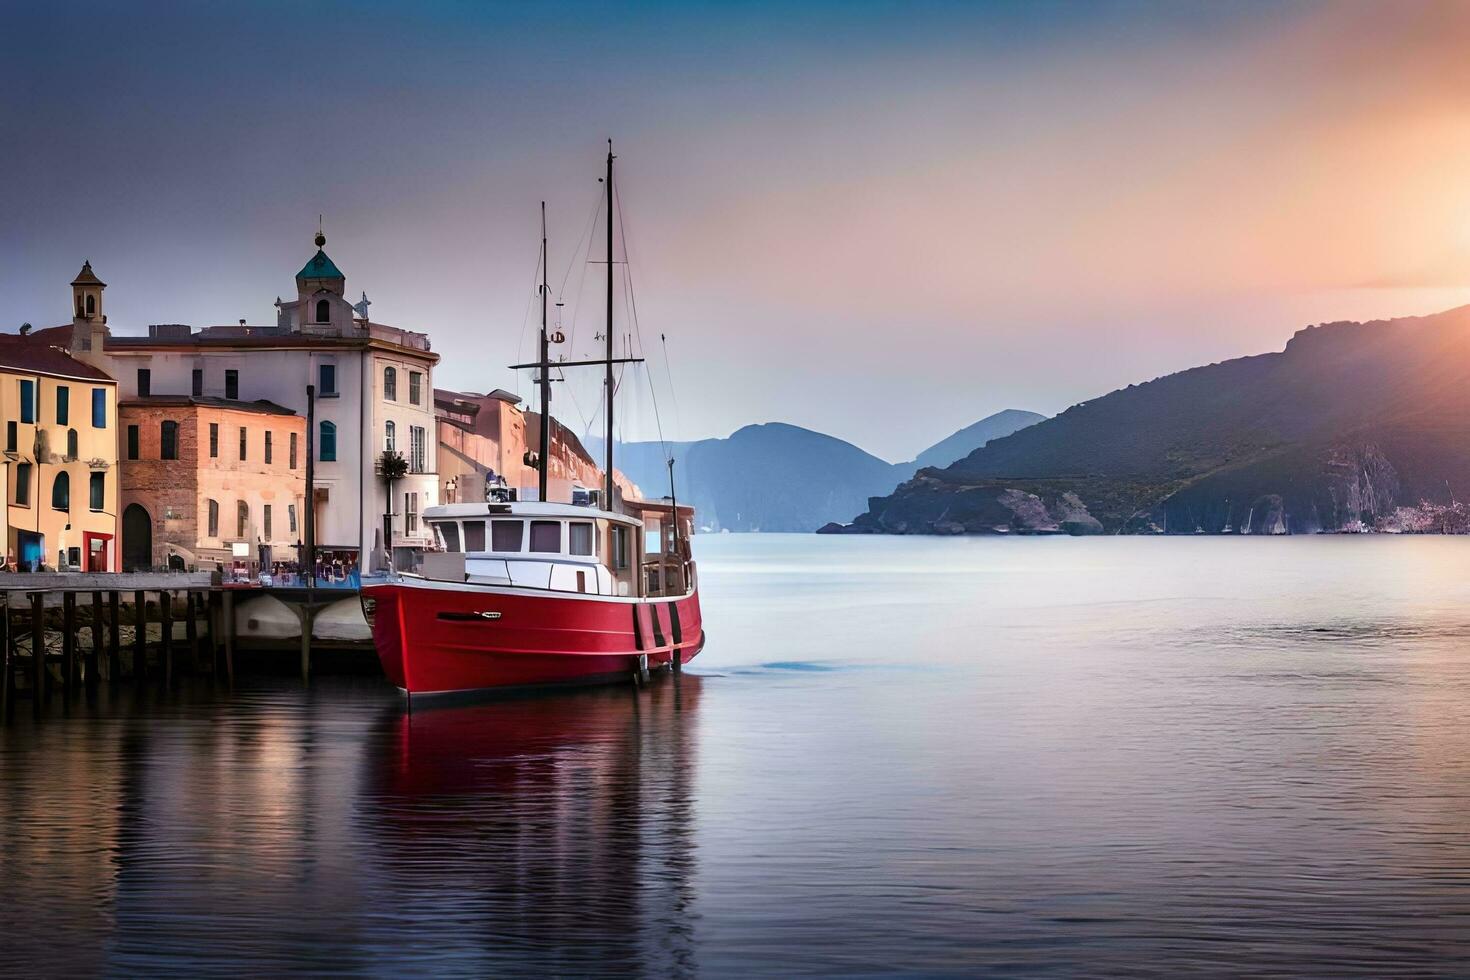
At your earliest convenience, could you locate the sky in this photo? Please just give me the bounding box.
[5,1,1470,461]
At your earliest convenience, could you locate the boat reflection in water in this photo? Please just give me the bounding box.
[360,675,703,976]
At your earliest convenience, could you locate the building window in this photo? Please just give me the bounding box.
[19,380,33,424]
[405,491,418,534]
[529,520,561,553]
[409,371,422,405]
[85,294,95,317]
[265,430,273,464]
[319,363,336,396]
[288,503,297,534]
[384,420,396,452]
[209,422,218,458]
[127,424,139,460]
[66,429,77,460]
[5,421,15,453]
[237,500,249,538]
[263,504,272,541]
[14,463,30,506]
[315,298,330,323]
[289,432,298,469]
[51,471,69,511]
[192,368,203,396]
[137,369,150,397]
[91,388,106,428]
[319,421,336,461]
[55,386,68,425]
[225,370,238,400]
[161,420,178,460]
[409,425,426,472]
[207,499,219,537]
[89,472,104,511]
[239,426,247,461]
[383,366,397,401]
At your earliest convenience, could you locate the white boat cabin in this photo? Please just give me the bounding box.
[417,499,694,598]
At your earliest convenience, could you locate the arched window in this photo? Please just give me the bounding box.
[315,298,330,323]
[85,294,95,317]
[207,499,219,537]
[237,500,249,537]
[384,420,396,451]
[66,429,78,460]
[383,367,397,400]
[319,421,337,461]
[51,471,69,511]
[76,295,84,317]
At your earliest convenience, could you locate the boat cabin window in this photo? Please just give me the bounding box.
[462,520,486,552]
[491,519,522,552]
[568,521,594,556]
[644,517,663,555]
[611,525,630,570]
[437,521,460,552]
[529,520,561,554]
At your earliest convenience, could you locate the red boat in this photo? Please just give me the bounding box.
[363,499,702,696]
[363,144,705,698]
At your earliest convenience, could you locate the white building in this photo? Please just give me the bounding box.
[71,234,440,575]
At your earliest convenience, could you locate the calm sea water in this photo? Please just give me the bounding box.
[6,535,1470,976]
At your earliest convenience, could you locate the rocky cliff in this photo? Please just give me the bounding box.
[849,305,1470,534]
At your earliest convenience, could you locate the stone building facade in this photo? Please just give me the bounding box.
[65,237,439,576]
[118,396,304,572]
[435,387,639,506]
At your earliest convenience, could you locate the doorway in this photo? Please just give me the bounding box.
[122,503,152,571]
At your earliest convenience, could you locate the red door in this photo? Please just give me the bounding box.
[84,532,111,572]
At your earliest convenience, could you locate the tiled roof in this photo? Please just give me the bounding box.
[0,336,113,381]
[71,261,105,287]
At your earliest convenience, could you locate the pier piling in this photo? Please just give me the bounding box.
[108,591,120,682]
[62,591,76,703]
[89,592,103,688]
[160,591,173,688]
[30,592,45,717]
[134,591,148,683]
[2,598,13,724]
[222,590,235,685]
[186,592,201,674]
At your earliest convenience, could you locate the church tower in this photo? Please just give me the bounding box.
[71,261,105,321]
[294,230,348,333]
[70,261,107,352]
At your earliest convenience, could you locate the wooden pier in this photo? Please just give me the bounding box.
[0,573,370,723]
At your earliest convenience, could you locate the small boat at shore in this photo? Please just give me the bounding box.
[362,144,704,697]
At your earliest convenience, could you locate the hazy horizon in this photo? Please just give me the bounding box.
[6,1,1470,460]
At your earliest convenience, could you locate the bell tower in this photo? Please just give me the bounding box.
[70,261,108,354]
[71,261,105,322]
[294,228,347,333]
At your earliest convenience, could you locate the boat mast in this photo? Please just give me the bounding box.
[604,140,616,508]
[538,201,550,503]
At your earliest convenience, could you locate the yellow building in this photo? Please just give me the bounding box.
[0,265,121,571]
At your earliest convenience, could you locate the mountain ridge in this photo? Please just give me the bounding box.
[849,304,1470,534]
[591,410,1042,531]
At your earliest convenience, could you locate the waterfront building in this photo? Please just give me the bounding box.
[435,387,639,505]
[117,396,305,573]
[67,237,440,575]
[0,276,120,569]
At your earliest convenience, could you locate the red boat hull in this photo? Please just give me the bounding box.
[362,580,704,695]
